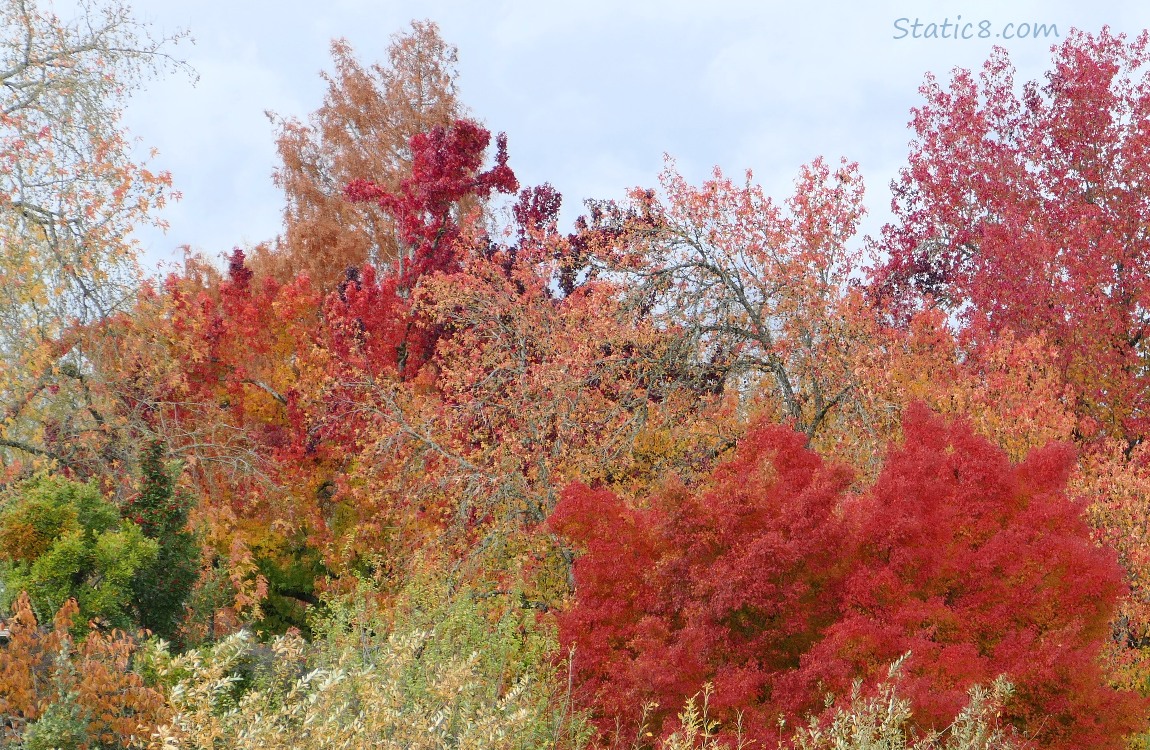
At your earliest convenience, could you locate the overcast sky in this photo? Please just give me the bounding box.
[94,0,1150,272]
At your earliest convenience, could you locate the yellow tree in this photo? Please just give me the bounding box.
[0,0,186,483]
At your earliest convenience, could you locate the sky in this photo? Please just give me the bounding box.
[90,0,1150,272]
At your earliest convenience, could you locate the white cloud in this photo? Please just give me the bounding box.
[87,0,1150,270]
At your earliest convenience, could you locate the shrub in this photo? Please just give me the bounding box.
[124,442,199,644]
[0,474,159,632]
[0,593,168,748]
[551,405,1145,748]
[147,574,591,749]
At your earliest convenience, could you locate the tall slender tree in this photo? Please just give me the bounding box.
[0,0,186,482]
[266,21,464,289]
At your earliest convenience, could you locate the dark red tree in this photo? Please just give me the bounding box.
[333,118,519,381]
[345,118,517,291]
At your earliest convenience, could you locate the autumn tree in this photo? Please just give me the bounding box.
[550,421,853,744]
[789,404,1144,749]
[311,118,756,602]
[266,21,464,288]
[110,116,521,625]
[121,255,322,632]
[551,405,1144,748]
[864,28,1150,703]
[870,28,1150,446]
[0,594,167,748]
[0,0,186,482]
[583,157,865,440]
[832,307,1077,480]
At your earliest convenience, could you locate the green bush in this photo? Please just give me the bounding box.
[21,692,89,750]
[0,474,158,632]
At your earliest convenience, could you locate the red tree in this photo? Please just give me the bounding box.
[551,405,1144,747]
[334,118,518,380]
[268,22,464,289]
[550,422,854,743]
[789,403,1144,749]
[870,28,1150,445]
[344,118,517,291]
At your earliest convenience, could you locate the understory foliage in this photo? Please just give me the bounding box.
[790,657,1021,750]
[0,474,159,632]
[125,443,200,644]
[0,594,167,749]
[1,5,1150,750]
[147,575,589,750]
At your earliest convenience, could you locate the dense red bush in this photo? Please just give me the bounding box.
[789,403,1145,748]
[550,421,854,741]
[551,404,1146,748]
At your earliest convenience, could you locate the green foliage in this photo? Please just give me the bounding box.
[21,689,89,750]
[130,531,199,642]
[125,442,199,643]
[0,474,159,632]
[251,529,325,638]
[791,658,1020,750]
[145,572,591,749]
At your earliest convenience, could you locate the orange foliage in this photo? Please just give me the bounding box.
[263,21,463,289]
[1077,440,1150,693]
[837,307,1076,478]
[0,593,167,748]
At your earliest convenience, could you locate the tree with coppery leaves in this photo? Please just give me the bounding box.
[582,157,866,441]
[0,594,167,749]
[266,21,464,289]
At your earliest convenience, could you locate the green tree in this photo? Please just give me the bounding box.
[123,441,200,643]
[0,474,158,632]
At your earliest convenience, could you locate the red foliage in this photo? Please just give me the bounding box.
[551,405,1145,747]
[550,423,854,742]
[345,118,518,288]
[332,118,520,381]
[790,403,1144,749]
[870,28,1150,443]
